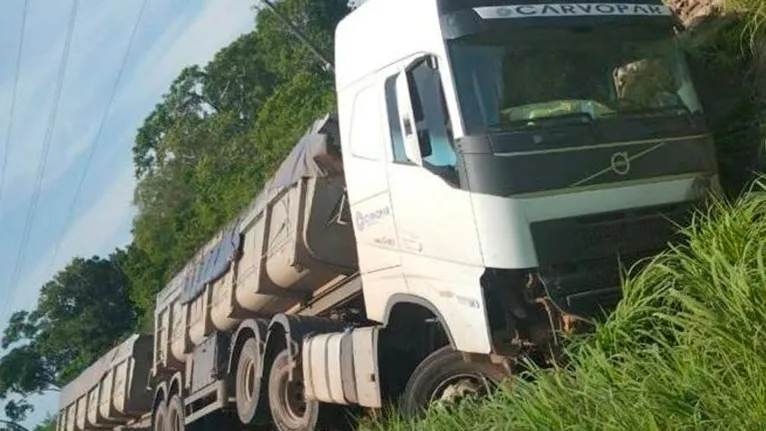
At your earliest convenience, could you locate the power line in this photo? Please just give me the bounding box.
[4,0,80,323]
[0,0,31,214]
[45,0,149,281]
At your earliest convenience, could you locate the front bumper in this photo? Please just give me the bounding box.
[531,200,697,318]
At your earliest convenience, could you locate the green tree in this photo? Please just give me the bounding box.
[254,0,348,81]
[126,0,351,326]
[0,252,137,421]
[32,415,55,431]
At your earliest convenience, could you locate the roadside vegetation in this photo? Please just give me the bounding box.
[362,178,766,430]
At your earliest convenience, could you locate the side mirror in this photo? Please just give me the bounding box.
[395,71,423,166]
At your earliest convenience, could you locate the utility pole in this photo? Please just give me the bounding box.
[259,0,334,72]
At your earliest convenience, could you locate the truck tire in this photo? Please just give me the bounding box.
[167,395,185,431]
[399,346,508,418]
[267,348,344,431]
[153,402,168,431]
[236,337,265,425]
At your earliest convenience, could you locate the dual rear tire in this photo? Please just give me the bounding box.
[152,395,184,431]
[263,345,506,429]
[235,340,345,431]
[153,402,168,431]
[267,349,347,431]
[237,340,507,430]
[235,338,264,426]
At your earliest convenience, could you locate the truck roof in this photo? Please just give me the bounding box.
[435,0,668,14]
[335,0,443,90]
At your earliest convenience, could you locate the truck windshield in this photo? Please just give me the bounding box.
[448,29,703,134]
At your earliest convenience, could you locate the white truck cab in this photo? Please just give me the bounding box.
[336,0,717,358]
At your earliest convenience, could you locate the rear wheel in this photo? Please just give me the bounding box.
[267,348,345,431]
[153,401,168,431]
[400,346,508,418]
[236,337,266,425]
[167,395,185,431]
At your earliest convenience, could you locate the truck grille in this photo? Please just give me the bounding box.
[531,201,695,266]
[531,201,698,318]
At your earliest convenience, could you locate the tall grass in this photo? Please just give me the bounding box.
[363,180,766,431]
[723,0,766,43]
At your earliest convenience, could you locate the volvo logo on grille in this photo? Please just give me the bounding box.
[610,152,631,176]
[570,142,666,188]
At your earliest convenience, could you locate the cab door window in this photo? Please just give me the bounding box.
[385,56,458,186]
[407,57,457,180]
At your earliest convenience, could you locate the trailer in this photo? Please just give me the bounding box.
[57,0,720,430]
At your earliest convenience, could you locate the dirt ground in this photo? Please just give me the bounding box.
[665,0,725,24]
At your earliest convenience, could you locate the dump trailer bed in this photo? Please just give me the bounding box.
[151,113,358,371]
[57,335,153,431]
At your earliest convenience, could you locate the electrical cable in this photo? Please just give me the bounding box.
[4,0,80,323]
[45,0,149,281]
[0,0,31,214]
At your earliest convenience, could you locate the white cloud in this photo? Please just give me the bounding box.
[4,0,257,311]
[0,0,145,214]
[0,0,255,218]
[121,0,256,109]
[10,165,136,314]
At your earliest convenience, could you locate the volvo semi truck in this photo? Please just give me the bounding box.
[56,0,720,430]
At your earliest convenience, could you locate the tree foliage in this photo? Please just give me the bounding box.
[125,0,349,327]
[0,252,136,422]
[32,415,55,431]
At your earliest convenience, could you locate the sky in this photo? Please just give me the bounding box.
[0,0,258,427]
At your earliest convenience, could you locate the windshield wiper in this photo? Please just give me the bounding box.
[603,105,700,127]
[605,105,692,119]
[490,112,595,130]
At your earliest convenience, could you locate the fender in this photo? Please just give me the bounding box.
[152,381,168,409]
[382,293,456,348]
[168,371,184,399]
[227,318,268,374]
[264,314,347,380]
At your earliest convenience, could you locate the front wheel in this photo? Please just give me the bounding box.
[400,346,508,418]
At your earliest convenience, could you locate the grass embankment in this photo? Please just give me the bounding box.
[725,0,766,38]
[363,185,766,431]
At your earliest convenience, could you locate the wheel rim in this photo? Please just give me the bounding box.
[243,356,257,402]
[154,410,165,431]
[169,406,182,431]
[281,372,308,421]
[429,372,491,406]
